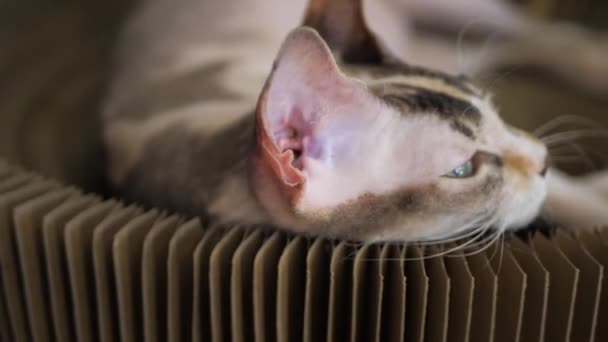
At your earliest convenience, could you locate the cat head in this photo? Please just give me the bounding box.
[250,0,549,242]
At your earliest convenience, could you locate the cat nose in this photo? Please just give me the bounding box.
[540,157,550,177]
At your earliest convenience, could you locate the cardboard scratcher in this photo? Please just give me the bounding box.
[1,160,607,342]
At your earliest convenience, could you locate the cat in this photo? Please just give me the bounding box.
[103,0,608,242]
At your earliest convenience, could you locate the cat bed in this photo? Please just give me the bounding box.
[3,2,608,342]
[1,159,607,342]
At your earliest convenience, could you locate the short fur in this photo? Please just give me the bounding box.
[104,0,608,242]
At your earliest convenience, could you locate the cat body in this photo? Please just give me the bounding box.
[104,0,608,241]
[104,0,304,221]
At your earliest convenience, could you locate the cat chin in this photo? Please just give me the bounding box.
[498,176,548,231]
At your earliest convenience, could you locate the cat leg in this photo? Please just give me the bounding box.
[402,0,608,94]
[578,170,608,196]
[542,169,608,230]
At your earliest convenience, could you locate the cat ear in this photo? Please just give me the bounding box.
[255,28,376,195]
[301,0,383,64]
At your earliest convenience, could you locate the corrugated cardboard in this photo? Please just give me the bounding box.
[404,246,429,342]
[533,235,578,342]
[1,161,607,342]
[14,188,74,342]
[511,238,549,342]
[444,249,473,342]
[95,205,142,342]
[142,215,181,342]
[65,200,117,342]
[168,219,205,342]
[114,210,158,342]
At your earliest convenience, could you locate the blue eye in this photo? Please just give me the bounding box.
[444,160,475,178]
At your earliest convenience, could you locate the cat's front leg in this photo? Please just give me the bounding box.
[579,170,608,196]
[541,169,608,230]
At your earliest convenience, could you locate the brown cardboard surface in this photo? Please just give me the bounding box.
[424,246,450,342]
[277,236,307,342]
[350,244,383,342]
[65,201,117,342]
[113,210,159,342]
[511,238,549,342]
[43,196,99,342]
[231,229,264,342]
[404,245,429,342]
[327,242,354,342]
[13,188,73,342]
[379,245,406,342]
[93,205,141,342]
[253,232,285,342]
[0,162,607,342]
[303,238,330,342]
[492,248,526,342]
[557,232,603,342]
[466,251,497,342]
[367,244,383,342]
[349,243,371,342]
[192,225,224,342]
[0,180,58,341]
[167,219,205,342]
[533,235,579,342]
[142,215,181,342]
[209,226,244,342]
[579,231,608,342]
[444,250,474,342]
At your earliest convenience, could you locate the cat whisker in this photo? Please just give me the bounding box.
[414,222,491,246]
[499,232,506,273]
[460,231,497,253]
[459,220,504,252]
[542,129,608,146]
[475,65,521,92]
[548,140,600,171]
[398,233,482,261]
[414,222,497,260]
[486,228,506,274]
[549,140,608,158]
[342,218,497,262]
[455,20,477,73]
[534,114,604,137]
[455,19,501,74]
[459,229,502,258]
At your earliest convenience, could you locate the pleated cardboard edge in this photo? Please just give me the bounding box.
[113,210,160,342]
[142,215,182,342]
[65,200,117,342]
[13,188,75,342]
[167,218,205,342]
[1,160,608,342]
[94,205,143,342]
[0,179,59,341]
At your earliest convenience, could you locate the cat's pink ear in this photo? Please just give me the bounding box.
[254,27,371,200]
[267,27,343,92]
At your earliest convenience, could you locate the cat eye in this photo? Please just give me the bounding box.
[444,160,475,178]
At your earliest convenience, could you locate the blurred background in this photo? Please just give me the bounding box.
[0,0,607,195]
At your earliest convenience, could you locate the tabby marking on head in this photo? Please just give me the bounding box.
[104,0,549,242]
